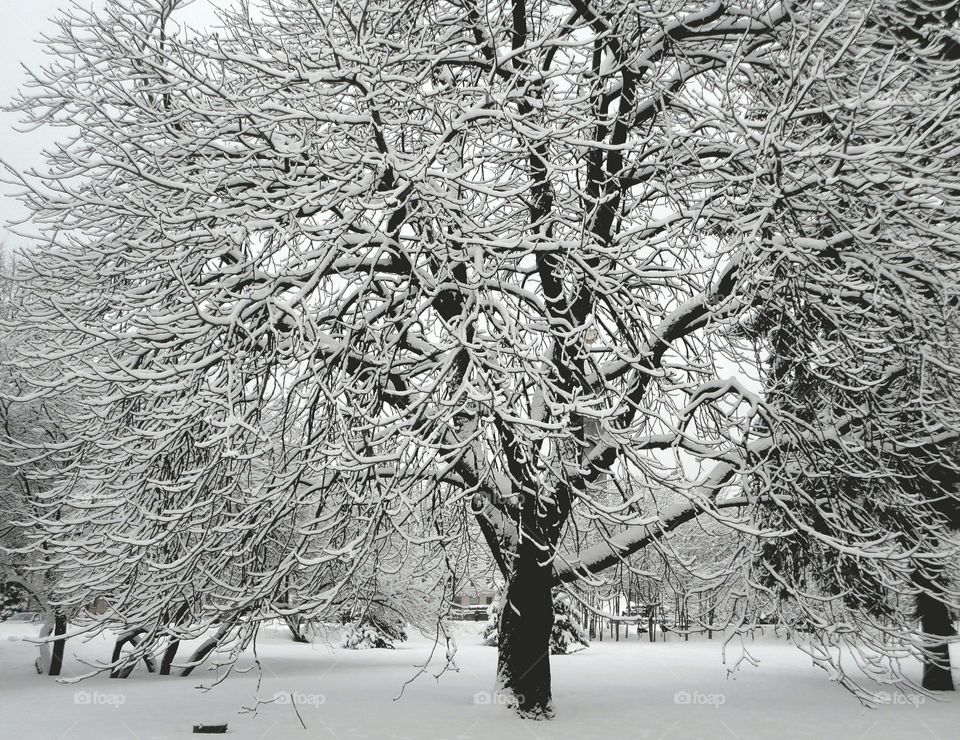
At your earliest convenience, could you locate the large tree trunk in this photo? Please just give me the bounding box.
[916,569,956,691]
[496,539,555,718]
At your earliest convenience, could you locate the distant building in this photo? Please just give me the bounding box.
[450,576,500,620]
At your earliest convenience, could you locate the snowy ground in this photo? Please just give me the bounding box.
[0,621,957,739]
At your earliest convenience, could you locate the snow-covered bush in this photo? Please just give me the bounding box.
[550,593,589,655]
[340,605,408,650]
[341,619,403,650]
[481,599,499,647]
[0,582,29,621]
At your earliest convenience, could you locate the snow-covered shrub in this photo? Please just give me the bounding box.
[340,609,407,650]
[0,582,30,621]
[482,599,499,647]
[550,592,589,655]
[341,620,397,650]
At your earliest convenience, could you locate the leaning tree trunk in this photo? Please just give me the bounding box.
[283,614,309,643]
[159,602,191,675]
[915,566,956,691]
[180,623,231,677]
[160,601,190,676]
[111,629,158,678]
[160,639,181,675]
[496,538,555,718]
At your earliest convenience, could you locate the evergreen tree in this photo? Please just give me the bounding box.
[550,593,589,655]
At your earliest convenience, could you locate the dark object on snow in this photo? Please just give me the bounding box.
[192,724,228,734]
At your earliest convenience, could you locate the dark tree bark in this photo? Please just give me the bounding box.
[915,567,956,691]
[110,628,157,678]
[180,623,231,677]
[496,538,555,718]
[159,602,190,675]
[48,612,67,677]
[160,639,180,675]
[283,615,309,643]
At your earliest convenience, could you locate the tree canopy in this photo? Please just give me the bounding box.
[4,0,960,717]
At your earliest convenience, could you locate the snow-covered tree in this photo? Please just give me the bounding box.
[341,613,407,650]
[0,246,74,674]
[726,3,960,694]
[481,598,500,648]
[550,592,589,654]
[6,0,960,717]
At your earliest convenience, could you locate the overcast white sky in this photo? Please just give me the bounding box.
[0,0,224,244]
[0,0,77,239]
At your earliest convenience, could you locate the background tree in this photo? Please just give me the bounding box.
[733,0,960,694]
[0,244,75,675]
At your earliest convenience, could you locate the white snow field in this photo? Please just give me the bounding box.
[0,622,956,739]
